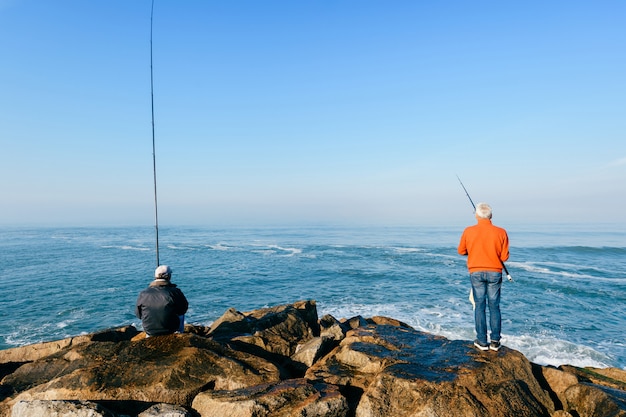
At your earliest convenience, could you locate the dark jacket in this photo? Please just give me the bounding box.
[135,279,188,336]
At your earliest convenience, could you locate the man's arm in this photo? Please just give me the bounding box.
[174,290,189,315]
[500,231,510,262]
[457,232,468,256]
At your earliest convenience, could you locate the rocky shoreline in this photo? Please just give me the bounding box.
[1,300,625,417]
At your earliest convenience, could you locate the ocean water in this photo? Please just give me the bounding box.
[1,224,625,370]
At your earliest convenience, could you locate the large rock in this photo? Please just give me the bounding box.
[1,300,625,417]
[137,403,193,417]
[11,400,116,417]
[3,333,280,410]
[0,326,138,364]
[291,336,339,368]
[541,365,626,417]
[307,324,556,417]
[208,300,319,357]
[11,400,193,417]
[192,378,348,417]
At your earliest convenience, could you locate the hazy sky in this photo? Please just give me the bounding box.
[2,1,625,227]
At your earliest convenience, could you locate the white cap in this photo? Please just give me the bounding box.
[154,265,172,279]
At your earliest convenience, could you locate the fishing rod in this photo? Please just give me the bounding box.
[456,175,513,282]
[150,0,160,267]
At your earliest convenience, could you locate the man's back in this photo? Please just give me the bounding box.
[458,218,509,273]
[136,280,188,336]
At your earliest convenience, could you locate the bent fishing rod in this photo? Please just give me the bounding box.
[456,175,513,282]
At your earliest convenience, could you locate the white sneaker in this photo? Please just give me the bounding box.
[489,341,501,351]
[474,340,489,351]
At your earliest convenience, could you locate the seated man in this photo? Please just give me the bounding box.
[135,265,188,336]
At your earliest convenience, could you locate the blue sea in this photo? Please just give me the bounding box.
[1,224,625,370]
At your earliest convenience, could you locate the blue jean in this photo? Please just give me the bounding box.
[178,315,185,333]
[470,271,502,345]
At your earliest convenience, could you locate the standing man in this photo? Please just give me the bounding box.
[135,265,188,337]
[458,203,509,352]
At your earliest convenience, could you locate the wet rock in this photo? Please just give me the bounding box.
[307,324,556,417]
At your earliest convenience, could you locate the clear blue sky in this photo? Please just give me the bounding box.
[2,1,625,227]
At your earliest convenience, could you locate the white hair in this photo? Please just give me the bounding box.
[475,203,492,219]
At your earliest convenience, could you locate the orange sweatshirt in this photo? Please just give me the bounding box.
[458,218,509,273]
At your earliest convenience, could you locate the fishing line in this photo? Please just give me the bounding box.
[150,0,160,267]
[456,175,513,281]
